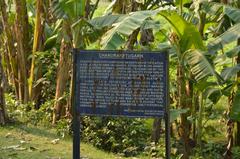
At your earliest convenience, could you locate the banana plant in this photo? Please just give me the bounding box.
[51,0,89,124]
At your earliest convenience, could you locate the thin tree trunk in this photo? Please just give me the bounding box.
[14,0,30,59]
[29,0,45,105]
[197,92,204,152]
[151,118,162,144]
[52,37,71,124]
[224,94,234,159]
[0,0,19,99]
[14,0,30,103]
[198,8,206,39]
[234,39,240,146]
[1,43,11,88]
[224,39,240,159]
[177,64,190,159]
[192,92,199,142]
[0,53,7,125]
[234,122,240,146]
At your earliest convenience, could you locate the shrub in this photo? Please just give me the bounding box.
[5,93,54,126]
[81,116,150,156]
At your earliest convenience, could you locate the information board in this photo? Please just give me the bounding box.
[74,50,168,117]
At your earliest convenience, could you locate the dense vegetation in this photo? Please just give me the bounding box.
[1,0,240,158]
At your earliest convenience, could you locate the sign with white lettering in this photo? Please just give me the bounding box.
[74,50,168,117]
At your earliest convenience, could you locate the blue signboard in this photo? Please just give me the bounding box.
[74,50,168,117]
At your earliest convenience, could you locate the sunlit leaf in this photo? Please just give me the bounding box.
[184,50,223,83]
[221,64,240,81]
[170,108,189,122]
[208,23,240,54]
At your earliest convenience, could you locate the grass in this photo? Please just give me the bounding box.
[0,123,143,159]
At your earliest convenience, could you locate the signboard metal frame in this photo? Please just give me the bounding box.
[72,49,170,159]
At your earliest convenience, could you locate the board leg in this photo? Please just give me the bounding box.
[73,115,80,159]
[165,112,171,159]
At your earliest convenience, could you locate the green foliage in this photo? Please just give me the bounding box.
[32,51,59,101]
[101,10,159,49]
[89,14,125,29]
[208,23,240,54]
[203,87,222,104]
[5,94,54,126]
[81,117,150,157]
[225,6,240,23]
[225,45,240,58]
[191,142,224,159]
[159,11,205,52]
[170,108,189,122]
[51,0,85,20]
[99,9,205,51]
[232,147,240,159]
[202,2,240,23]
[184,50,222,82]
[2,0,240,158]
[55,118,72,138]
[221,64,240,81]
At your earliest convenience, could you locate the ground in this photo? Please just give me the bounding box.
[0,123,140,159]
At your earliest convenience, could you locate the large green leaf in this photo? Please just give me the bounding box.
[225,45,240,58]
[89,14,125,28]
[225,6,240,23]
[52,0,85,20]
[101,10,205,50]
[208,23,240,54]
[159,11,205,52]
[221,64,240,81]
[203,87,222,104]
[184,50,223,82]
[195,80,218,92]
[101,10,159,49]
[230,89,240,122]
[201,2,240,23]
[201,2,223,16]
[72,18,102,48]
[44,34,58,51]
[170,108,189,123]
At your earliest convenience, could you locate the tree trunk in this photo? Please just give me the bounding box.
[0,0,19,99]
[29,0,45,105]
[234,38,240,146]
[197,92,204,152]
[151,118,162,144]
[0,53,7,125]
[224,94,234,159]
[52,37,71,124]
[177,64,190,159]
[192,92,199,142]
[198,6,206,39]
[14,0,30,103]
[224,39,240,159]
[234,122,240,146]
[14,0,30,58]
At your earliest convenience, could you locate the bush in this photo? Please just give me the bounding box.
[190,142,225,159]
[5,93,54,126]
[55,118,72,138]
[81,116,150,156]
